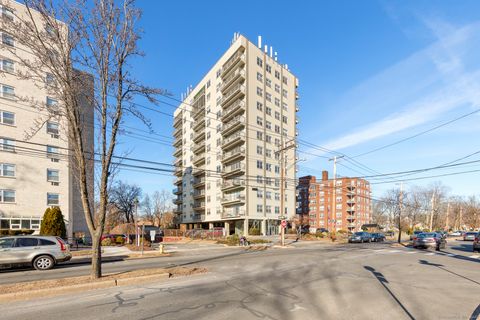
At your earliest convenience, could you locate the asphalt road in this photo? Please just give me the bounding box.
[1,239,480,320]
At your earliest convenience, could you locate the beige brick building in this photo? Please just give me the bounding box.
[0,1,92,237]
[173,34,299,235]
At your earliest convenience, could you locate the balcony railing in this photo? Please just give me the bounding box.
[222,115,245,136]
[222,178,246,190]
[193,167,205,176]
[174,166,183,177]
[193,104,206,120]
[173,128,182,138]
[193,190,206,199]
[222,100,245,123]
[222,146,245,163]
[222,49,245,77]
[222,131,245,150]
[173,137,182,148]
[173,113,182,128]
[173,197,183,205]
[221,84,245,107]
[221,208,246,219]
[193,118,206,132]
[221,68,245,93]
[193,177,206,187]
[193,201,205,210]
[222,193,245,204]
[193,127,205,143]
[193,141,205,154]
[173,187,182,195]
[193,153,206,166]
[347,206,356,212]
[222,162,245,176]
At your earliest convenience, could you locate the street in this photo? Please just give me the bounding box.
[1,240,479,320]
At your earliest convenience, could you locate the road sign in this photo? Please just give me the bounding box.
[281,220,287,228]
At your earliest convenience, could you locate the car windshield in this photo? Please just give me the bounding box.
[467,232,477,235]
[354,232,363,236]
[417,233,436,238]
[414,231,422,234]
[0,238,15,248]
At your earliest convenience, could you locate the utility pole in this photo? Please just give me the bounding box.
[277,139,295,246]
[328,156,344,232]
[429,192,435,231]
[398,182,403,243]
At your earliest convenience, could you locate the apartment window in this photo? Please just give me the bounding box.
[266,106,271,116]
[266,92,271,102]
[283,89,288,98]
[1,33,14,47]
[282,115,288,124]
[274,84,280,93]
[275,70,280,79]
[206,131,211,139]
[256,146,263,155]
[256,87,263,97]
[256,131,263,140]
[47,169,59,182]
[216,69,221,78]
[0,110,14,125]
[265,177,272,185]
[275,193,280,201]
[275,206,280,214]
[256,160,263,169]
[265,149,272,158]
[266,163,272,171]
[1,59,14,73]
[265,205,272,213]
[47,121,59,135]
[256,72,263,82]
[256,175,263,184]
[274,138,280,148]
[266,191,272,199]
[1,84,14,99]
[282,102,288,111]
[257,204,263,213]
[0,163,15,177]
[265,135,272,144]
[1,5,14,21]
[0,137,14,152]
[274,125,280,133]
[256,101,263,111]
[46,145,59,158]
[216,124,221,132]
[256,116,263,126]
[0,189,15,203]
[283,128,288,137]
[266,64,271,73]
[282,76,288,85]
[47,193,59,205]
[46,97,59,109]
[275,111,280,120]
[257,190,263,198]
[265,121,271,130]
[274,98,280,107]
[45,73,56,86]
[257,57,263,67]
[206,80,211,88]
[275,165,280,174]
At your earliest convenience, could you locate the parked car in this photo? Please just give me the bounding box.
[348,232,372,243]
[464,232,477,241]
[412,232,446,250]
[449,231,462,237]
[410,230,423,241]
[0,236,71,270]
[473,233,480,252]
[371,233,385,242]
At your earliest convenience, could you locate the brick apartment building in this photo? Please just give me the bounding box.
[296,171,372,232]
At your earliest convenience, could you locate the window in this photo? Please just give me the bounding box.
[256,131,263,140]
[266,92,271,102]
[275,165,280,174]
[256,72,263,82]
[1,33,14,47]
[274,98,280,107]
[275,84,280,93]
[265,149,272,158]
[257,57,263,67]
[274,125,280,133]
[216,69,221,78]
[283,89,288,98]
[0,163,15,177]
[266,78,271,87]
[256,116,263,126]
[282,102,288,111]
[265,135,272,144]
[275,193,280,201]
[0,189,15,203]
[256,146,263,155]
[0,137,14,151]
[0,110,14,125]
[47,193,59,205]
[46,145,59,158]
[275,70,280,79]
[266,191,272,199]
[39,239,56,246]
[1,59,14,73]
[256,175,263,184]
[275,206,280,214]
[275,111,280,120]
[265,205,272,213]
[16,238,38,247]
[1,84,14,99]
[257,204,263,213]
[206,80,211,88]
[266,106,271,116]
[1,5,14,21]
[256,101,263,111]
[266,64,271,73]
[256,160,263,169]
[283,116,288,124]
[257,190,263,198]
[283,76,288,85]
[47,169,59,182]
[46,97,58,109]
[47,121,59,134]
[265,121,271,130]
[256,87,263,97]
[266,163,272,171]
[0,237,14,248]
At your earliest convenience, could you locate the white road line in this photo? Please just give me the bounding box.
[470,254,480,259]
[446,253,455,257]
[425,252,435,256]
[388,250,401,253]
[405,251,417,254]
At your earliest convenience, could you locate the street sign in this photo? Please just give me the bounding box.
[281,220,287,228]
[150,230,156,241]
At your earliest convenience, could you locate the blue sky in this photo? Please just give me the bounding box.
[115,0,480,198]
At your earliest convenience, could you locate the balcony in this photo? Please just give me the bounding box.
[193,214,205,221]
[222,100,245,123]
[346,199,355,204]
[193,190,206,199]
[193,177,206,188]
[222,131,245,150]
[222,162,245,178]
[346,215,356,221]
[193,104,206,121]
[173,137,182,148]
[173,187,182,195]
[173,197,183,205]
[174,166,183,177]
[193,153,206,166]
[347,206,356,212]
[193,127,206,143]
[193,167,205,177]
[174,158,182,167]
[193,140,205,154]
[174,176,182,185]
[193,201,205,211]
[222,115,245,137]
[173,127,182,138]
[173,206,182,214]
[222,146,245,164]
[221,208,246,219]
[173,113,183,128]
[222,178,246,191]
[193,118,206,132]
[221,193,245,206]
[221,84,245,108]
[173,147,182,157]
[221,49,245,78]
[221,68,245,93]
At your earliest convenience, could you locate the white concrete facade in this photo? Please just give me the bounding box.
[173,34,298,236]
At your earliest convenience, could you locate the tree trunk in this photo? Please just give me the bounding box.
[91,233,102,279]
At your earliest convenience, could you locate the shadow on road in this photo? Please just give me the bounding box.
[419,260,480,286]
[363,266,415,320]
[449,243,474,253]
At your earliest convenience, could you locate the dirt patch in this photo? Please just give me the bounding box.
[0,266,206,295]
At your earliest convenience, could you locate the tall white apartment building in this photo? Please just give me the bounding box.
[0,1,92,237]
[173,34,299,236]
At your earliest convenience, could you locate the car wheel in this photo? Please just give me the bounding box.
[33,255,55,270]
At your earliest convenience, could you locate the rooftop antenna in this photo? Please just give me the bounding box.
[258,35,262,49]
[264,45,268,53]
[274,51,278,61]
[270,46,273,58]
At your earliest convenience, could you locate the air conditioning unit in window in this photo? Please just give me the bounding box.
[51,182,59,186]
[50,134,59,138]
[51,158,59,162]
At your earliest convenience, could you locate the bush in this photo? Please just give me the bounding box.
[249,228,261,235]
[115,236,125,245]
[337,229,347,234]
[217,234,240,246]
[40,206,66,238]
[249,239,271,244]
[0,229,35,236]
[287,229,297,234]
[101,238,113,246]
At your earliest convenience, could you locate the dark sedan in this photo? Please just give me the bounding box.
[413,232,446,250]
[371,233,385,242]
[348,232,372,243]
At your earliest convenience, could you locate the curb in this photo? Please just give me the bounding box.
[0,272,171,302]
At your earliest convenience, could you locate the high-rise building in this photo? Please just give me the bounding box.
[173,34,299,236]
[296,172,372,232]
[0,1,93,237]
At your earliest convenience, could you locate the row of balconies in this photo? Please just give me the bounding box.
[193,152,206,166]
[221,84,245,107]
[221,100,245,123]
[222,115,245,137]
[173,127,182,138]
[221,68,245,93]
[193,140,205,154]
[173,137,182,148]
[193,118,206,132]
[221,192,245,205]
[173,147,182,158]
[173,111,183,128]
[193,103,206,121]
[221,49,245,78]
[222,131,245,150]
[193,127,205,143]
[222,162,245,177]
[222,178,246,191]
[222,146,245,164]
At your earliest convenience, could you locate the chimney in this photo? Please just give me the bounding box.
[322,171,329,181]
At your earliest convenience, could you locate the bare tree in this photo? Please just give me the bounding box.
[152,190,173,228]
[4,0,162,278]
[142,193,154,223]
[110,181,142,223]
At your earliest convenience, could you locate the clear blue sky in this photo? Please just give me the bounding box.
[116,0,480,199]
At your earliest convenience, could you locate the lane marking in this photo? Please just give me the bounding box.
[470,254,480,259]
[425,252,435,256]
